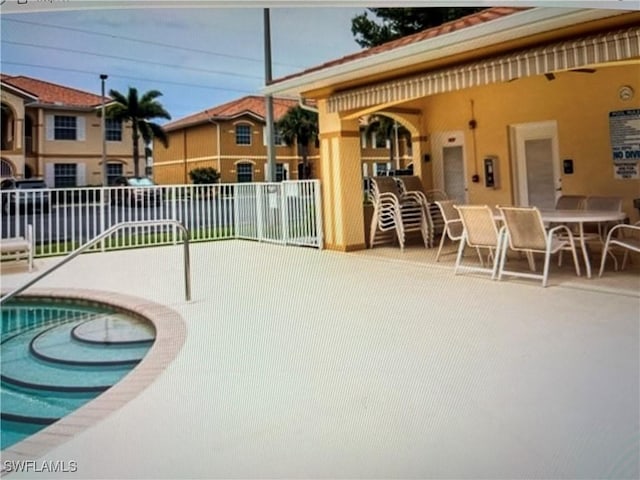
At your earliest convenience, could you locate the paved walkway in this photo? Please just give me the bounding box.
[2,241,639,478]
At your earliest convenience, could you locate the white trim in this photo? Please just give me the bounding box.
[431,131,468,203]
[509,120,560,207]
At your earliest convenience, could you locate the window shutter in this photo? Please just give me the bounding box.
[46,115,54,141]
[44,163,54,187]
[76,163,86,186]
[76,117,85,141]
[362,163,368,177]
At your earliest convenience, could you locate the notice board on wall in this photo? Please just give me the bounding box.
[609,109,640,179]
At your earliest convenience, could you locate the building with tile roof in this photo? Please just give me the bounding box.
[263,6,640,252]
[153,95,408,184]
[1,74,137,186]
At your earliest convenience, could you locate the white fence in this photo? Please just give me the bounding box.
[1,181,323,257]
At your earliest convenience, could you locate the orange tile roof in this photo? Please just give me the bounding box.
[163,95,308,131]
[270,6,529,85]
[1,74,105,108]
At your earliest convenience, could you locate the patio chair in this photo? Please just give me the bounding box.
[582,195,625,267]
[497,206,581,287]
[584,196,624,237]
[396,176,435,247]
[369,176,429,250]
[434,200,464,262]
[555,195,586,210]
[1,224,33,272]
[454,205,503,279]
[599,221,640,276]
[425,189,449,239]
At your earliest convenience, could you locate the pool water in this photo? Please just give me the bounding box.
[1,299,154,450]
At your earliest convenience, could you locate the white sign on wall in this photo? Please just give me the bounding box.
[609,109,640,179]
[613,163,639,180]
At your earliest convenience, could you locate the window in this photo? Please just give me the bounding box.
[105,119,122,142]
[236,163,253,183]
[1,159,13,177]
[275,163,287,182]
[54,163,77,188]
[372,132,388,149]
[106,163,123,185]
[235,124,252,145]
[274,130,286,146]
[54,116,77,140]
[263,127,287,146]
[375,162,389,176]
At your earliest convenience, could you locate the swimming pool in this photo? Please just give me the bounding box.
[1,298,155,450]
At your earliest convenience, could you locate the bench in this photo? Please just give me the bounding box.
[1,225,34,271]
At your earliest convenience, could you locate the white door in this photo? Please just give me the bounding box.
[510,121,561,208]
[432,131,467,204]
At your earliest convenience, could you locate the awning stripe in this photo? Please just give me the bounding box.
[328,27,640,113]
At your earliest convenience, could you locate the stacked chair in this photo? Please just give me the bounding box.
[396,176,438,247]
[368,176,430,250]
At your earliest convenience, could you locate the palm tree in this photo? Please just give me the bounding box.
[275,106,318,180]
[106,87,171,178]
[364,115,411,170]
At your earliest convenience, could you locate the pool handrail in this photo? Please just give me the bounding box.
[0,220,191,305]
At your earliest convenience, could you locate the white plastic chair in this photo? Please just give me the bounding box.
[1,224,33,272]
[396,176,435,247]
[434,200,464,262]
[497,206,581,287]
[454,205,503,279]
[599,221,640,276]
[369,176,429,250]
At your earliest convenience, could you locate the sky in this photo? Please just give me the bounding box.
[1,1,637,123]
[0,3,366,122]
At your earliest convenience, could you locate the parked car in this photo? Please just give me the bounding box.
[1,178,50,214]
[110,176,163,206]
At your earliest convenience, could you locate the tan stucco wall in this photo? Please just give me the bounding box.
[418,63,640,221]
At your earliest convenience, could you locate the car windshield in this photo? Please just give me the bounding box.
[128,178,154,187]
[17,182,46,189]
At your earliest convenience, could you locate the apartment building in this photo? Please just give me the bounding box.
[153,95,408,184]
[0,74,136,187]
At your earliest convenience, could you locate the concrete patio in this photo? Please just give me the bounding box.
[1,239,639,479]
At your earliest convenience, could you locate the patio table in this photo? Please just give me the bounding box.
[539,209,627,279]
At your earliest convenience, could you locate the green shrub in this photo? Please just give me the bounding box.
[189,167,220,184]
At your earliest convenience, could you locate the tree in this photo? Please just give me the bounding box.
[106,87,171,178]
[351,8,485,48]
[275,106,319,180]
[189,167,220,184]
[364,115,411,169]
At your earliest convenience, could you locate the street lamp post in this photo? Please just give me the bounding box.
[100,74,108,185]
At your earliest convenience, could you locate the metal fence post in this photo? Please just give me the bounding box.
[313,180,324,249]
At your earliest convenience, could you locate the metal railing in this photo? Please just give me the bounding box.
[1,181,322,256]
[0,220,191,305]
